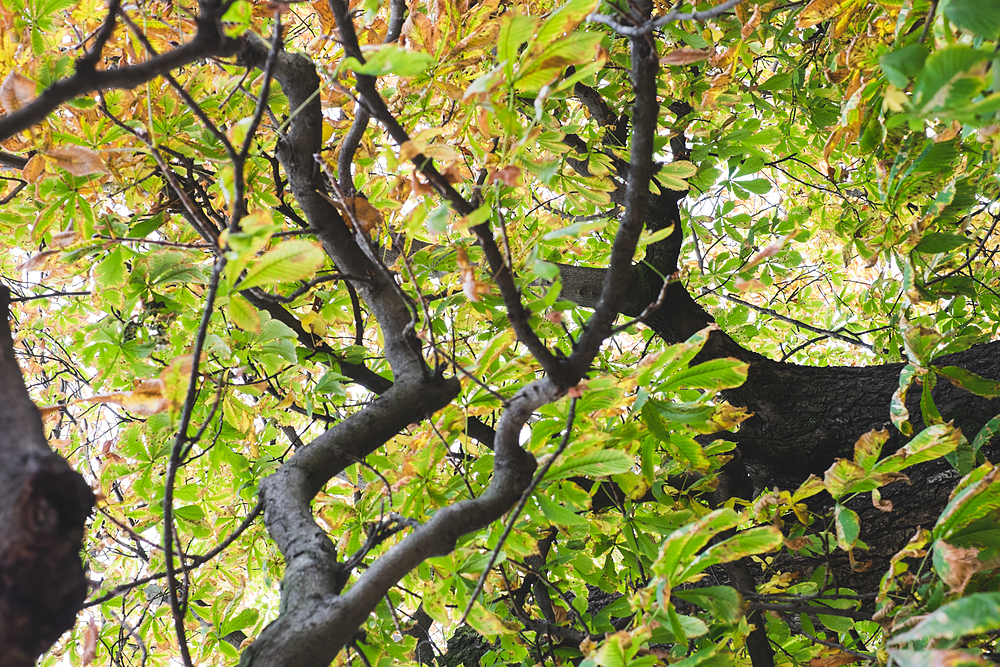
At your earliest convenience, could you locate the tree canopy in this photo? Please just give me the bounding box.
[1,0,1000,666]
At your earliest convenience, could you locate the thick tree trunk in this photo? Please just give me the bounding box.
[0,286,94,667]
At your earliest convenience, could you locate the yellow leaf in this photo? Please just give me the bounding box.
[44,146,108,176]
[0,72,36,113]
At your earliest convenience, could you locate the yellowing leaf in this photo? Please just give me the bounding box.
[229,294,262,333]
[236,239,326,290]
[0,72,36,113]
[44,146,108,176]
[796,0,851,29]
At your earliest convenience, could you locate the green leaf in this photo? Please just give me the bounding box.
[535,493,587,525]
[945,0,1000,38]
[174,504,205,522]
[660,358,749,393]
[530,0,599,55]
[834,503,860,550]
[881,44,929,89]
[824,459,870,500]
[95,247,126,289]
[935,366,1000,398]
[652,509,742,583]
[220,0,250,37]
[235,240,325,290]
[872,423,964,475]
[673,586,742,624]
[737,178,771,195]
[682,526,783,580]
[465,603,514,638]
[934,465,1000,540]
[345,45,436,77]
[498,14,539,75]
[913,45,989,111]
[545,448,633,480]
[972,413,1000,453]
[889,593,1000,644]
[914,232,972,254]
[659,161,698,178]
[221,608,259,634]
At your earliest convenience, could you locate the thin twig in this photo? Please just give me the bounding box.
[84,501,264,608]
[459,396,578,625]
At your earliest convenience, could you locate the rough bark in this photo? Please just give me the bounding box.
[0,286,94,667]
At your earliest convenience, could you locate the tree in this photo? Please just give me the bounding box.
[1,0,999,665]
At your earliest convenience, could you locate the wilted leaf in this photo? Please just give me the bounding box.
[0,72,36,113]
[889,592,1000,644]
[661,48,712,65]
[45,146,108,176]
[81,617,98,665]
[17,250,59,272]
[50,230,78,249]
[490,165,522,186]
[337,196,384,235]
[934,540,981,594]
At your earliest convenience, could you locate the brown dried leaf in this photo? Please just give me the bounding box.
[937,541,981,594]
[22,154,45,183]
[45,146,108,176]
[808,649,861,667]
[82,617,98,665]
[0,72,36,113]
[490,165,521,187]
[311,0,336,32]
[50,229,78,249]
[340,196,384,235]
[661,48,712,66]
[17,249,59,272]
[741,4,762,38]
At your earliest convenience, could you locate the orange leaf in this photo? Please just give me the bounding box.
[0,72,36,113]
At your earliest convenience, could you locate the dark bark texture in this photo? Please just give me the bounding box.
[0,287,94,667]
